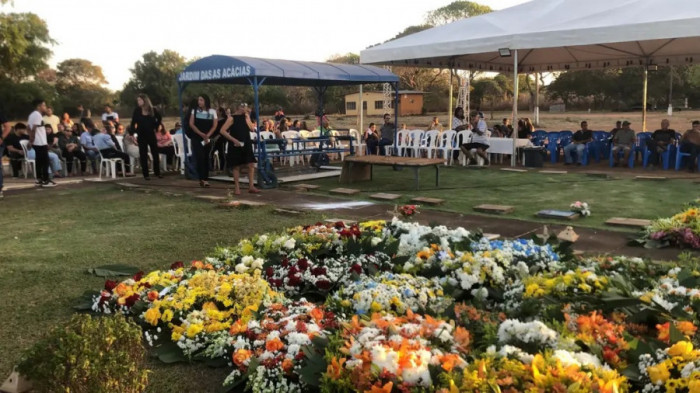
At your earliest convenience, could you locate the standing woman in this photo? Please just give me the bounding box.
[188,95,218,187]
[130,94,163,180]
[219,104,259,195]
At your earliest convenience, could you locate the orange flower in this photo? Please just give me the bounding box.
[309,307,324,323]
[454,327,471,352]
[440,353,461,372]
[232,349,252,366]
[147,290,159,302]
[229,320,246,335]
[191,260,204,269]
[265,337,284,352]
[282,358,295,374]
[656,322,671,343]
[365,382,393,393]
[326,357,345,380]
[676,321,698,337]
[115,282,129,297]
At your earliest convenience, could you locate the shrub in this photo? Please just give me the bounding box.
[17,314,149,393]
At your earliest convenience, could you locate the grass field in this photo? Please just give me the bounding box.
[0,186,322,393]
[301,166,700,230]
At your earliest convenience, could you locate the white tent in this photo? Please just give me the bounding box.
[360,0,700,164]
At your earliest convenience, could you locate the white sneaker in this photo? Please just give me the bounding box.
[42,180,57,188]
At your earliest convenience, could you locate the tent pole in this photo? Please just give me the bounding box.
[359,85,364,133]
[642,67,648,132]
[254,77,262,172]
[393,82,399,156]
[177,84,186,175]
[511,50,519,167]
[668,66,673,116]
[535,72,540,126]
[448,70,453,130]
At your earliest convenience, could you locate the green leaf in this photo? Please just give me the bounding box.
[87,264,141,277]
[72,290,101,311]
[669,322,685,344]
[155,341,187,364]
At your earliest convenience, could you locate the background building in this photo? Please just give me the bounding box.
[344,90,424,116]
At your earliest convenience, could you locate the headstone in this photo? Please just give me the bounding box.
[411,197,445,206]
[539,170,568,174]
[293,184,320,191]
[195,195,227,202]
[330,188,361,195]
[1,370,32,393]
[635,176,667,181]
[274,208,303,215]
[557,226,579,242]
[536,210,579,220]
[483,233,501,240]
[324,218,358,225]
[500,168,528,173]
[370,193,402,201]
[605,217,652,228]
[474,204,514,214]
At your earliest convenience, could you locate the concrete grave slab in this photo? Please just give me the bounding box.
[536,210,579,220]
[605,217,651,228]
[330,188,361,195]
[474,204,514,214]
[411,197,445,205]
[370,193,403,201]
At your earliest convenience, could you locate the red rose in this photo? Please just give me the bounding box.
[296,320,308,333]
[170,261,184,269]
[104,280,118,292]
[281,258,290,268]
[265,267,275,277]
[311,266,327,276]
[297,259,309,271]
[132,271,144,282]
[124,294,140,307]
[334,221,345,229]
[349,264,362,274]
[287,274,302,286]
[288,266,299,276]
[316,280,331,290]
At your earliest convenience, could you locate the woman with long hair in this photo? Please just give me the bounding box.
[188,94,218,187]
[129,94,162,180]
[218,104,259,195]
[211,106,228,171]
[156,123,176,170]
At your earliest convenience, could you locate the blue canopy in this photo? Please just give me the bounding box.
[178,55,399,86]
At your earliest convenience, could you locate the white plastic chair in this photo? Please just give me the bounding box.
[172,134,187,174]
[98,149,126,180]
[386,130,408,156]
[455,130,473,166]
[420,130,440,158]
[19,140,36,179]
[281,130,301,166]
[436,130,457,164]
[404,130,425,157]
[330,130,347,161]
[348,129,364,155]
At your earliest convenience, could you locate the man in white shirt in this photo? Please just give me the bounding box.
[101,104,119,124]
[28,98,55,187]
[42,106,60,132]
[460,113,490,166]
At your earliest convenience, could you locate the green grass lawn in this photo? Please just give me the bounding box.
[304,166,699,230]
[0,186,322,393]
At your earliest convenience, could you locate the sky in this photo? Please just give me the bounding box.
[1,0,528,90]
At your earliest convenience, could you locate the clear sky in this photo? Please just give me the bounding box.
[1,0,528,90]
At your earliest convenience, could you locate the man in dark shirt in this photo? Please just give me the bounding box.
[647,119,676,168]
[679,120,700,172]
[367,113,395,156]
[4,123,28,178]
[563,121,593,165]
[0,110,10,198]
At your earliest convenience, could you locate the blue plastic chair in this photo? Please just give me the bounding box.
[591,131,610,162]
[546,132,561,163]
[674,136,700,171]
[532,130,548,147]
[609,143,636,168]
[642,134,674,170]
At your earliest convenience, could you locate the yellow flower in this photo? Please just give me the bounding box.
[186,323,203,338]
[370,301,383,312]
[161,309,174,322]
[667,341,694,359]
[525,283,545,298]
[144,307,161,326]
[341,300,352,308]
[647,362,671,383]
[688,379,700,393]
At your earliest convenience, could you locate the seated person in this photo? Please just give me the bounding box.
[364,123,380,153]
[169,121,182,135]
[115,123,126,136]
[679,120,700,172]
[123,130,140,162]
[495,118,514,138]
[80,120,100,172]
[452,107,469,131]
[564,121,593,165]
[460,113,490,165]
[290,120,301,131]
[3,123,27,177]
[517,118,534,140]
[93,124,130,174]
[11,122,63,178]
[101,104,119,123]
[57,124,87,174]
[156,124,176,169]
[647,119,676,167]
[427,116,442,131]
[366,113,394,156]
[46,124,63,157]
[611,120,636,166]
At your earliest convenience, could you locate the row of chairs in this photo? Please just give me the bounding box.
[353,129,476,165]
[532,130,698,170]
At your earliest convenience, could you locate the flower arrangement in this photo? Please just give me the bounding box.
[638,341,700,393]
[639,200,700,249]
[570,201,591,216]
[322,312,470,392]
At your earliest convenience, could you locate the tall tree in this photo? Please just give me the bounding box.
[53,59,112,115]
[56,59,107,88]
[120,50,186,110]
[425,1,492,26]
[0,12,54,82]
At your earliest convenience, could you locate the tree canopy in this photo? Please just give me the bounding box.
[425,1,492,25]
[120,50,186,110]
[0,12,54,82]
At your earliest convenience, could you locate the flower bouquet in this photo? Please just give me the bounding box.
[570,201,591,217]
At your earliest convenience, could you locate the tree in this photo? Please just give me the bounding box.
[0,12,54,82]
[388,24,433,41]
[425,1,492,26]
[120,50,186,110]
[56,58,107,88]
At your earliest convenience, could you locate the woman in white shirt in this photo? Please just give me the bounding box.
[452,107,469,131]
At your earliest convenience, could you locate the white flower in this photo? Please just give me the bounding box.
[283,239,296,249]
[371,237,382,246]
[251,258,264,270]
[234,263,248,274]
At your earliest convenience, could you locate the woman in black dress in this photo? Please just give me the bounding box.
[187,94,218,187]
[130,94,162,180]
[219,104,259,195]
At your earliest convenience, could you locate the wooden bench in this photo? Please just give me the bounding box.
[340,156,444,190]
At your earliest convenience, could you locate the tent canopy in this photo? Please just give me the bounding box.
[360,0,700,72]
[178,55,399,86]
